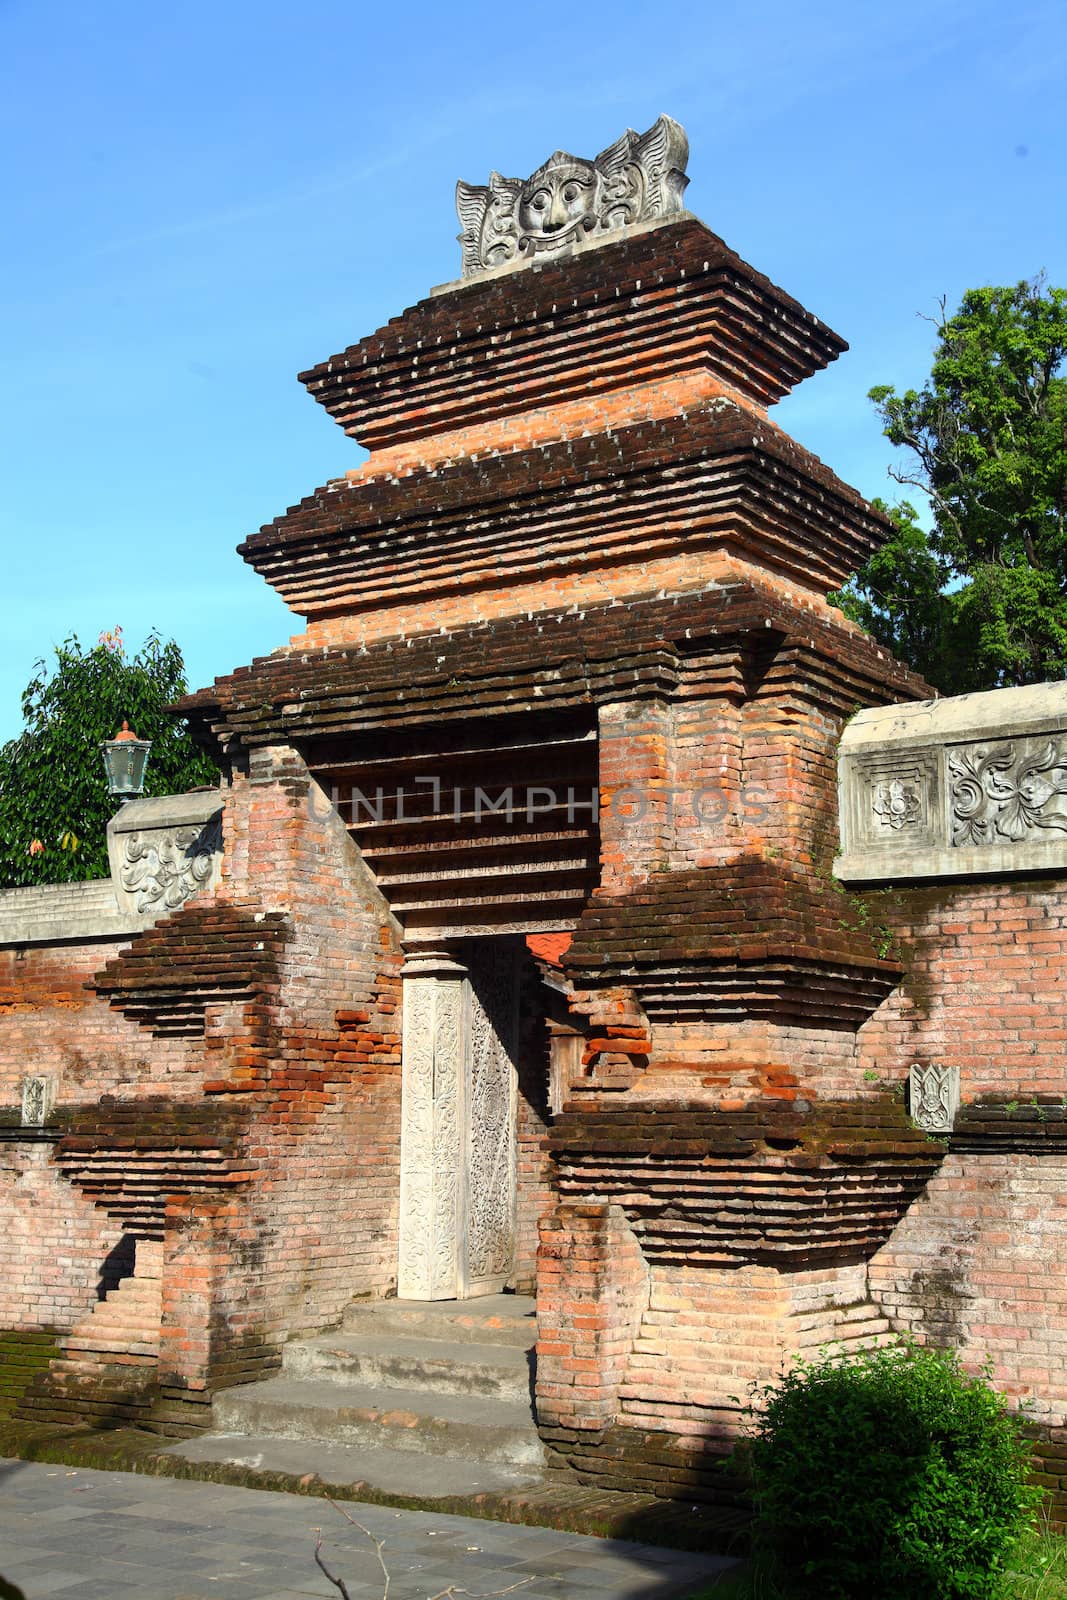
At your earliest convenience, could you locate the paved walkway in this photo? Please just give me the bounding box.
[0,1460,736,1600]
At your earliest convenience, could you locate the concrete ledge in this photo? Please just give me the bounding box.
[0,879,147,946]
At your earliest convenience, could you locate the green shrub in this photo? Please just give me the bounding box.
[749,1341,1041,1600]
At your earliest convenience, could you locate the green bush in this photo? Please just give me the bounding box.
[749,1341,1041,1600]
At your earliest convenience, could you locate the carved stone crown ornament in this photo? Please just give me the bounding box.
[455,115,690,279]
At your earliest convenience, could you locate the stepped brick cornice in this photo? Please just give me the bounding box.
[565,858,903,1024]
[549,1096,944,1266]
[951,1095,1067,1154]
[91,902,289,1037]
[178,576,927,756]
[298,218,846,458]
[240,399,894,623]
[54,1097,253,1239]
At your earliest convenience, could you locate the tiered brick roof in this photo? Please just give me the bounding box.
[180,576,924,753]
[565,858,902,1025]
[550,1095,944,1266]
[299,219,847,450]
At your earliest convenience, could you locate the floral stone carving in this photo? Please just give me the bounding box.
[909,1062,960,1134]
[455,115,689,279]
[872,777,922,832]
[835,681,1067,882]
[106,790,224,921]
[949,738,1067,846]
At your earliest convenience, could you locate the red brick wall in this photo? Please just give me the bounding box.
[0,923,212,1335]
[182,747,404,1374]
[857,878,1067,1100]
[618,1261,882,1444]
[0,1142,126,1331]
[0,936,208,1107]
[870,1153,1067,1424]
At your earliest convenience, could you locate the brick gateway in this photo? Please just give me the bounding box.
[3,117,1067,1515]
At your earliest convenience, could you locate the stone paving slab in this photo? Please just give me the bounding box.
[163,1433,542,1497]
[0,1460,737,1599]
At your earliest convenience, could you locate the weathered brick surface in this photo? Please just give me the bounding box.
[856,879,1067,1100]
[870,1152,1067,1422]
[0,1141,127,1331]
[536,1204,649,1433]
[0,749,406,1406]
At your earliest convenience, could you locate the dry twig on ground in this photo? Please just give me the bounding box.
[313,1496,543,1600]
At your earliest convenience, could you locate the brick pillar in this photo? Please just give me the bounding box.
[159,1194,274,1408]
[535,1202,649,1434]
[597,701,673,892]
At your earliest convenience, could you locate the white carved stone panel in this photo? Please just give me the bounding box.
[398,956,467,1300]
[21,1074,56,1127]
[948,738,1067,847]
[846,750,940,852]
[836,683,1067,882]
[909,1062,960,1134]
[397,943,520,1301]
[107,791,224,919]
[465,941,519,1295]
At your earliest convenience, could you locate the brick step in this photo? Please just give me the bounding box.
[341,1294,536,1350]
[69,1310,162,1331]
[66,1331,162,1352]
[98,1284,162,1303]
[211,1377,544,1468]
[283,1332,532,1401]
[69,1311,162,1333]
[55,1341,160,1362]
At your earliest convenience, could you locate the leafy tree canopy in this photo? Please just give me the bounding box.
[0,628,217,888]
[833,277,1067,693]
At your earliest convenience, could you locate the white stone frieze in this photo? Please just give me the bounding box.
[836,682,1067,882]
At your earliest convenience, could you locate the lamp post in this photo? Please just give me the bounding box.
[100,721,152,804]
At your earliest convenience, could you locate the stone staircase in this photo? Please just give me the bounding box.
[17,1242,163,1427]
[165,1294,546,1497]
[793,1297,898,1354]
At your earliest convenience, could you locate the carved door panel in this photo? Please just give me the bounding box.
[397,958,467,1301]
[397,941,519,1301]
[462,941,519,1297]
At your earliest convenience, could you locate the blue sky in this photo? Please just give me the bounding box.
[1,0,1064,742]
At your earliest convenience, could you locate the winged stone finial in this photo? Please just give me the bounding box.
[454,115,690,279]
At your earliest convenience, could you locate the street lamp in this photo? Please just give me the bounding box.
[100,721,152,804]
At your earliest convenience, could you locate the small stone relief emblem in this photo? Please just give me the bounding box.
[455,115,689,278]
[849,751,936,851]
[120,818,222,915]
[949,739,1067,847]
[909,1062,959,1134]
[21,1074,56,1127]
[871,778,922,831]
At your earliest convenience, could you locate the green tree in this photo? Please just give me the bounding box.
[0,628,217,887]
[834,277,1067,692]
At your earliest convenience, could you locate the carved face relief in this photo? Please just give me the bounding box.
[455,115,690,279]
[518,160,597,254]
